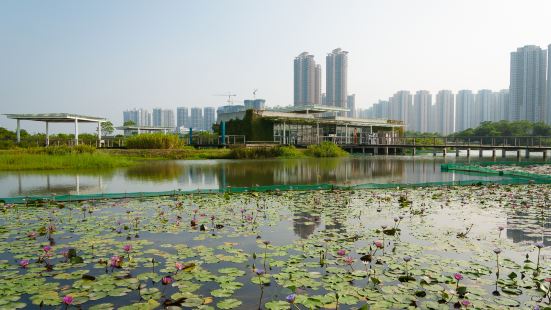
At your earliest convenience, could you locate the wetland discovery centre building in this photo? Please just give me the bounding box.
[217,105,406,154]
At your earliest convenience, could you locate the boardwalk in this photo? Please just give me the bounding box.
[330,136,551,158]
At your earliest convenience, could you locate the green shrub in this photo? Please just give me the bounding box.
[229,147,279,159]
[277,146,305,158]
[126,133,184,149]
[305,142,348,157]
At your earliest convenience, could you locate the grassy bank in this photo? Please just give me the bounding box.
[0,152,136,170]
[104,148,231,160]
[0,143,348,170]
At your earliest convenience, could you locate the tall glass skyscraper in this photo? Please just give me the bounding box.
[509,45,547,122]
[176,107,189,128]
[293,52,321,106]
[455,90,474,132]
[326,48,348,114]
[413,90,432,132]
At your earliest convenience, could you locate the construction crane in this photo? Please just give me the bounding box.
[214,92,237,105]
[253,89,258,99]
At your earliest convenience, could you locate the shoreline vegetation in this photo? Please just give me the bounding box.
[0,142,349,171]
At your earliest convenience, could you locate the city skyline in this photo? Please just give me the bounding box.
[2,0,551,131]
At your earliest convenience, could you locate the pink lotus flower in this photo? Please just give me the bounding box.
[162,276,173,285]
[62,295,73,305]
[337,249,346,256]
[374,240,383,248]
[110,255,122,268]
[545,278,551,283]
[27,231,37,239]
[344,256,354,265]
[43,245,52,252]
[123,244,132,252]
[454,273,463,281]
[175,262,184,271]
[460,300,471,307]
[19,259,29,268]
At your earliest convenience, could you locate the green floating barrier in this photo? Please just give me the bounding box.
[441,161,551,181]
[1,175,548,205]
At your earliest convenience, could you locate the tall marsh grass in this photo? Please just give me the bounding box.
[125,133,184,149]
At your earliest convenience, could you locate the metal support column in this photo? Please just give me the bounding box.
[97,122,101,147]
[221,121,226,146]
[74,118,79,145]
[45,121,50,146]
[16,119,20,143]
[283,121,286,145]
[345,124,348,144]
[316,122,320,144]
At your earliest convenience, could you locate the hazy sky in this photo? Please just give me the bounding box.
[1,0,551,132]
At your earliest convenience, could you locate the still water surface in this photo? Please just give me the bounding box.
[0,155,536,198]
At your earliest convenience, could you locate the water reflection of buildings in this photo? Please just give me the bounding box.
[1,157,494,198]
[218,158,407,187]
[6,173,106,197]
[506,208,551,246]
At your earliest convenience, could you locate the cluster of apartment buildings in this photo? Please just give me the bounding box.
[122,99,267,133]
[358,89,510,134]
[294,49,356,117]
[358,44,551,135]
[123,107,215,132]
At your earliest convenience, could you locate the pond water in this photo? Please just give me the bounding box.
[0,185,549,309]
[0,155,537,198]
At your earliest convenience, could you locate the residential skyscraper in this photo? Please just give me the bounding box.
[152,108,162,127]
[509,45,547,122]
[123,109,151,126]
[548,44,551,123]
[346,95,356,118]
[455,90,474,132]
[190,107,203,130]
[475,89,494,125]
[294,52,321,106]
[389,91,412,129]
[434,90,454,135]
[203,107,216,131]
[163,109,175,128]
[372,100,389,119]
[326,48,348,114]
[152,108,174,128]
[176,107,189,128]
[412,90,432,132]
[495,89,510,122]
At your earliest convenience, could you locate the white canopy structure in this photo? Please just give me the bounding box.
[4,113,107,146]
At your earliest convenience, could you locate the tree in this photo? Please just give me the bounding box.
[123,120,136,126]
[101,121,114,136]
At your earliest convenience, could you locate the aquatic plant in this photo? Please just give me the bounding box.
[535,242,544,272]
[0,185,550,308]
